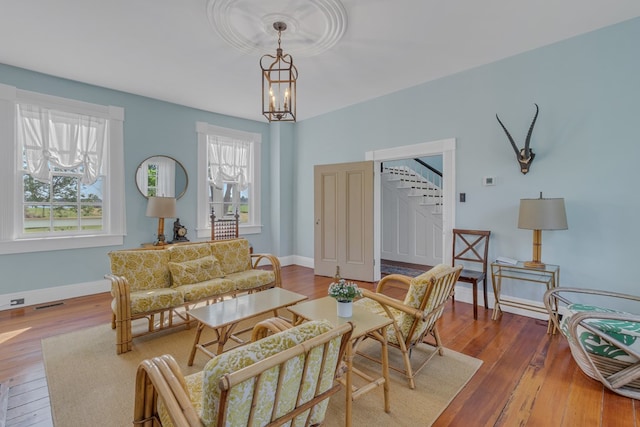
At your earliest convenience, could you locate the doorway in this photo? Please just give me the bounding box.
[366,138,456,281]
[380,155,444,269]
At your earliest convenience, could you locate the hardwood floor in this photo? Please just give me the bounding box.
[1,265,638,426]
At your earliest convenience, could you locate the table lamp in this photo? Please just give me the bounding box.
[146,196,177,245]
[518,192,567,268]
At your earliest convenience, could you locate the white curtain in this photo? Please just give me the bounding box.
[155,156,176,197]
[136,163,149,196]
[17,104,107,185]
[207,135,249,190]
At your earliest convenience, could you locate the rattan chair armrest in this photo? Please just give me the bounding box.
[134,356,202,427]
[545,287,640,314]
[375,274,412,293]
[360,289,424,319]
[251,317,294,341]
[250,253,282,287]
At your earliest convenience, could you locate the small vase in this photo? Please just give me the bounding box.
[337,300,353,317]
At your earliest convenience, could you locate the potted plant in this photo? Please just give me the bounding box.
[328,279,363,317]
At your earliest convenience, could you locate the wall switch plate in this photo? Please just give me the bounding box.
[459,193,466,202]
[483,176,496,186]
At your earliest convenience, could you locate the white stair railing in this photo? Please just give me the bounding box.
[382,159,442,212]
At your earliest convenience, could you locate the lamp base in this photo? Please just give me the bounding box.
[523,260,545,269]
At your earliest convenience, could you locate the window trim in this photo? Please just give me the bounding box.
[196,122,262,238]
[0,83,125,254]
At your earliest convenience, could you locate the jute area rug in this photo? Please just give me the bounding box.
[42,321,482,426]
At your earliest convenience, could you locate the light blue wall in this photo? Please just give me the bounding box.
[294,18,640,298]
[3,17,640,302]
[0,64,271,294]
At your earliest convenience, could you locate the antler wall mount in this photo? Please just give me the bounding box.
[496,103,539,175]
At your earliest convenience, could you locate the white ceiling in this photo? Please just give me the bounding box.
[1,0,639,122]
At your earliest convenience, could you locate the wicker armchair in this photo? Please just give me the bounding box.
[134,320,353,426]
[354,264,462,389]
[544,287,640,399]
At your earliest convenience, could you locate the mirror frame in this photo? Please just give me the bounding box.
[135,155,188,200]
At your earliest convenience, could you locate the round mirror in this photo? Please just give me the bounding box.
[135,155,188,199]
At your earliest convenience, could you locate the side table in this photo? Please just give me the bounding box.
[287,297,392,427]
[491,261,560,333]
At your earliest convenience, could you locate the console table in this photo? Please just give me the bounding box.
[491,261,560,333]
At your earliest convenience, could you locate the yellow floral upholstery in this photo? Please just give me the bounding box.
[168,256,226,287]
[209,239,251,275]
[398,263,453,341]
[176,279,236,303]
[107,238,281,354]
[108,250,171,291]
[168,243,212,263]
[225,269,276,291]
[125,289,183,315]
[158,320,339,427]
[355,263,453,345]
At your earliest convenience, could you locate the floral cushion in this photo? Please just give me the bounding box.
[225,269,275,291]
[209,239,251,275]
[168,243,212,263]
[561,303,640,363]
[158,320,339,427]
[108,250,171,292]
[175,278,236,303]
[168,256,226,288]
[121,288,183,315]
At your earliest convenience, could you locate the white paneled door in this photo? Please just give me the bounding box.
[314,161,374,281]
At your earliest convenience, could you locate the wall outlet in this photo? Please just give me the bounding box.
[10,298,25,306]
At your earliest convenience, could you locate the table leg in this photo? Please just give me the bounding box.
[345,339,353,427]
[188,322,205,366]
[380,327,390,413]
[491,272,502,320]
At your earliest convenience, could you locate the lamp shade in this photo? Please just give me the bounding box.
[146,196,176,219]
[518,197,568,230]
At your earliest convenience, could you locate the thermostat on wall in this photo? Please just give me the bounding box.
[483,176,496,186]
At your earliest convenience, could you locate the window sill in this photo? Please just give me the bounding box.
[0,234,124,255]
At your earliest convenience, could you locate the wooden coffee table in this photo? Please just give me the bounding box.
[187,288,307,365]
[288,297,393,427]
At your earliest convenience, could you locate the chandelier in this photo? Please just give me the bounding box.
[261,22,298,122]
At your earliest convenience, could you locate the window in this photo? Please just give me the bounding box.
[0,84,125,254]
[196,122,261,238]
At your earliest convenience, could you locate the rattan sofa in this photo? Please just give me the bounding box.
[106,238,281,354]
[134,320,353,426]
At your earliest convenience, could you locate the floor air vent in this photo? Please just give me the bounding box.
[34,301,64,310]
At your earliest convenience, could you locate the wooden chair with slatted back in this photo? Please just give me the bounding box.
[210,208,239,240]
[452,229,491,320]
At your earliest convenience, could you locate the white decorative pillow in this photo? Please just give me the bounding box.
[168,256,225,287]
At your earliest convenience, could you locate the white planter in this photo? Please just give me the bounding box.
[337,300,353,317]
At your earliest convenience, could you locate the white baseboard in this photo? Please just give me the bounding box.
[0,262,550,323]
[292,255,314,269]
[0,279,110,312]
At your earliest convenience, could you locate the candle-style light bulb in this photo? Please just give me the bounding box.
[284,89,289,111]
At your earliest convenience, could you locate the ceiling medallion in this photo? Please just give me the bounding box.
[207,0,347,57]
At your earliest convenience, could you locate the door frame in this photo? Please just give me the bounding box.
[365,138,456,281]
